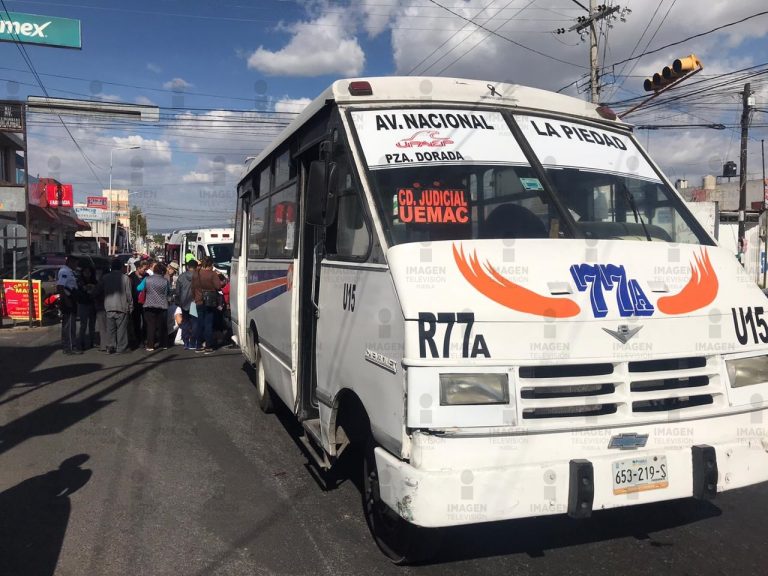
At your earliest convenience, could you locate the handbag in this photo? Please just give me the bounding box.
[202,290,218,307]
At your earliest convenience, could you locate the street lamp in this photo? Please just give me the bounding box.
[109,145,140,255]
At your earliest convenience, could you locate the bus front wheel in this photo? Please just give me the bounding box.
[254,345,274,414]
[362,437,441,564]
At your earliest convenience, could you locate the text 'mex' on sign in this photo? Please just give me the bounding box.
[0,12,81,49]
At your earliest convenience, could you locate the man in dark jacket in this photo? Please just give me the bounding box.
[175,259,197,350]
[98,258,133,353]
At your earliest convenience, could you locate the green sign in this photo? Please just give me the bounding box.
[0,12,81,49]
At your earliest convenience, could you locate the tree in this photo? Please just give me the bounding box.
[130,206,148,239]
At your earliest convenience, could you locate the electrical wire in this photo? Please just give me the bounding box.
[608,0,666,99]
[425,0,587,68]
[407,0,501,75]
[434,0,540,75]
[606,9,768,68]
[0,0,106,188]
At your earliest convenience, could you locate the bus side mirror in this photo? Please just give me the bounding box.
[325,163,339,226]
[306,161,327,226]
[306,161,338,227]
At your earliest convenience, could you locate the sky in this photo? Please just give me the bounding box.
[2,0,768,231]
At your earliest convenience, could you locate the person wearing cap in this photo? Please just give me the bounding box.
[127,251,139,274]
[56,255,81,355]
[184,251,195,264]
[166,261,180,292]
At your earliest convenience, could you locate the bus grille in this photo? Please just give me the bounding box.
[518,356,724,425]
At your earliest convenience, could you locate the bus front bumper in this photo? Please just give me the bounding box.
[375,412,768,528]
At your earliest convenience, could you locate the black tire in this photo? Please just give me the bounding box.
[362,437,441,564]
[253,344,274,414]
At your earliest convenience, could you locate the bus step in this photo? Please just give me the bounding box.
[300,419,331,470]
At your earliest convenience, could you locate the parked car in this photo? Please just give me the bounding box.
[24,265,62,301]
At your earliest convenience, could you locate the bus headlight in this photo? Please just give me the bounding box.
[439,373,509,405]
[726,355,768,388]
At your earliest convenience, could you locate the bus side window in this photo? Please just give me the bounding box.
[248,198,269,258]
[333,168,370,259]
[267,184,297,259]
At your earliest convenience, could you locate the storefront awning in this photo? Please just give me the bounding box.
[28,205,90,231]
[58,212,91,232]
[28,204,57,223]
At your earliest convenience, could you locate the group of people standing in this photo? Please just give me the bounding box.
[56,254,230,356]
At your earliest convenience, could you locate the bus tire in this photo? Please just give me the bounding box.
[254,346,274,414]
[362,436,441,564]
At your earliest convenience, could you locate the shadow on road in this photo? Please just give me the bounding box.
[0,341,60,400]
[0,454,92,576]
[0,362,105,407]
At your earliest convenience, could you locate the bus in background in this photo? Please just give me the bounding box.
[165,228,234,275]
[230,77,768,563]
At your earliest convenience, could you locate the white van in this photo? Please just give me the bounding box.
[230,77,768,563]
[165,228,234,274]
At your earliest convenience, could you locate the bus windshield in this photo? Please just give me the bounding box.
[208,242,234,264]
[350,108,711,247]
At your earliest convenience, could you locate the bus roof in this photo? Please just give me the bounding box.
[241,76,629,179]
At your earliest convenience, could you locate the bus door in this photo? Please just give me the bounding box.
[298,126,372,423]
[297,146,328,421]
[231,188,250,352]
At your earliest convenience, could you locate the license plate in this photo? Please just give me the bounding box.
[612,455,668,495]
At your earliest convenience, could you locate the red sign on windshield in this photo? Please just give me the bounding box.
[397,186,469,224]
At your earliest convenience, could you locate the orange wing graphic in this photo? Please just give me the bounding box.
[453,244,580,318]
[656,248,718,315]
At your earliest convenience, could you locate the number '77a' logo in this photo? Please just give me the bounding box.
[570,263,654,318]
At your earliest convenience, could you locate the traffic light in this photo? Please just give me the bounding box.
[643,54,702,91]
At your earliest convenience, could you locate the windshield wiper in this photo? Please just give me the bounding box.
[618,182,652,242]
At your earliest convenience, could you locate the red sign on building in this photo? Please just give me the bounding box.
[45,183,73,207]
[87,195,108,209]
[2,279,42,321]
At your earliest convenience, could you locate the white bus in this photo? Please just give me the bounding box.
[231,77,768,563]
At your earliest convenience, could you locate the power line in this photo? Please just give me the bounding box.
[606,9,768,68]
[0,0,106,188]
[434,0,540,75]
[425,0,587,68]
[609,0,667,99]
[408,0,507,76]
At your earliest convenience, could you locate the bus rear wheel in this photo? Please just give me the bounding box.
[254,345,274,414]
[362,437,441,564]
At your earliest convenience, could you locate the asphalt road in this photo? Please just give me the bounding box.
[1,324,767,576]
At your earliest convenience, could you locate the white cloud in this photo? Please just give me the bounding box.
[147,62,162,74]
[247,12,364,76]
[110,135,172,166]
[134,95,156,106]
[163,77,193,91]
[275,97,311,113]
[182,171,213,183]
[93,93,122,103]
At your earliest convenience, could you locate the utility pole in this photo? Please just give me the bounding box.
[557,2,627,103]
[589,0,599,104]
[738,82,753,254]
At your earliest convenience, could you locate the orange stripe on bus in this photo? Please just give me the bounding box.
[247,278,287,298]
[657,249,718,315]
[453,244,580,318]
